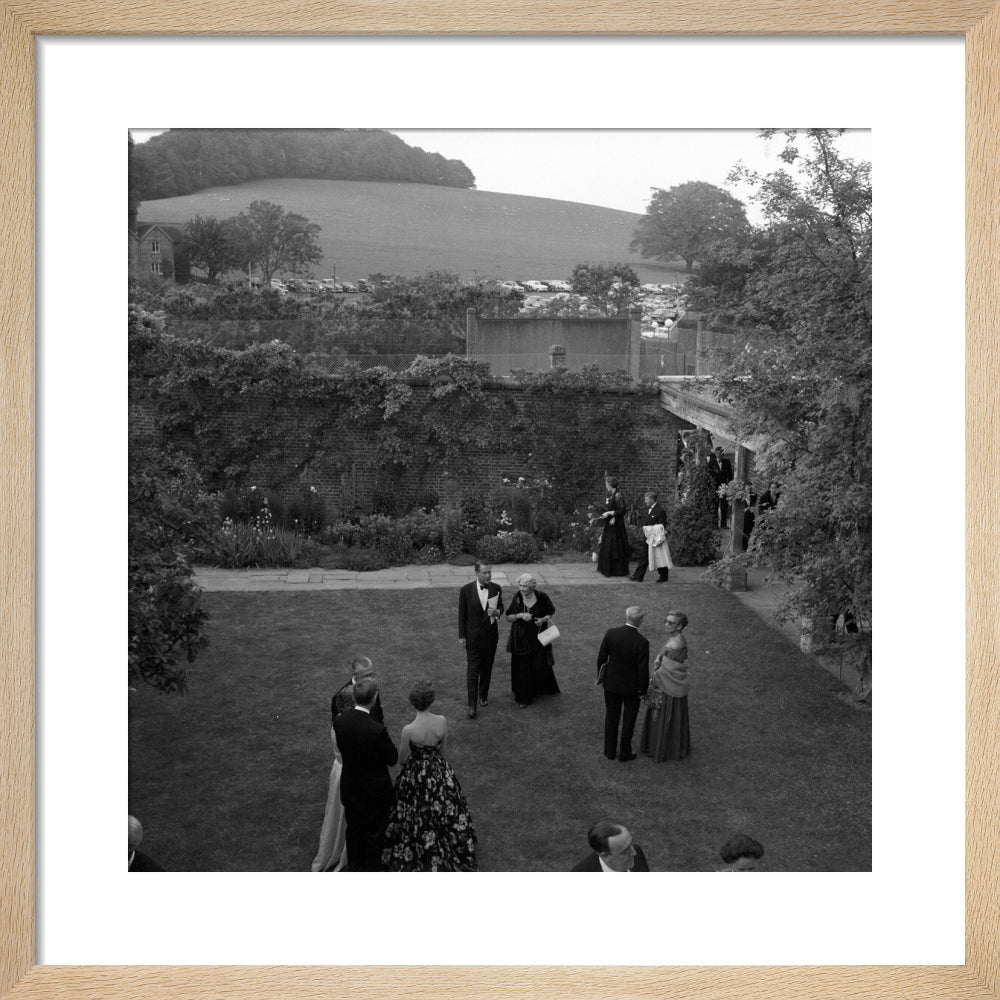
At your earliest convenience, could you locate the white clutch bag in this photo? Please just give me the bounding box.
[537,625,561,647]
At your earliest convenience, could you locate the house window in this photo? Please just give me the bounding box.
[150,262,161,274]
[150,240,160,253]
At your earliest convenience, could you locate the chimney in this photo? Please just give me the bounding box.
[549,344,566,370]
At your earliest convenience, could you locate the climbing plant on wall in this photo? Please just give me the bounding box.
[130,314,651,517]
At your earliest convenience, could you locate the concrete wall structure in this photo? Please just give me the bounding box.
[467,310,643,379]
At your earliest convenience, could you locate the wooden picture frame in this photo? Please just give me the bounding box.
[1,5,993,998]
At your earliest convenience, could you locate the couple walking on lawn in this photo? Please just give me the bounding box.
[595,476,673,584]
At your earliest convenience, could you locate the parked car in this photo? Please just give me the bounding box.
[499,280,523,291]
[547,279,572,292]
[523,280,549,292]
[340,281,358,293]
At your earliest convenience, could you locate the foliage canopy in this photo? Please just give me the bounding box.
[131,128,476,199]
[570,262,640,315]
[630,180,749,272]
[692,129,872,692]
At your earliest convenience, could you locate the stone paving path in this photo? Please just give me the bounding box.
[193,561,710,592]
[192,560,861,691]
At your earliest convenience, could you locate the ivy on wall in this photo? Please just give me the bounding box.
[129,309,655,516]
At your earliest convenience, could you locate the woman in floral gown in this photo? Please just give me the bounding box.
[381,680,477,872]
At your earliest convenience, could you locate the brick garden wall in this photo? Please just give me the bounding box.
[134,379,690,520]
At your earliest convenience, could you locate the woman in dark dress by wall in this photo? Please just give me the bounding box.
[505,573,559,708]
[596,475,630,577]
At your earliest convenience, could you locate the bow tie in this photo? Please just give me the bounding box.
[479,584,489,591]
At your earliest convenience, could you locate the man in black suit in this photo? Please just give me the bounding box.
[630,490,670,583]
[331,655,384,725]
[715,446,734,528]
[458,561,504,719]
[571,820,650,872]
[333,676,398,871]
[596,606,650,762]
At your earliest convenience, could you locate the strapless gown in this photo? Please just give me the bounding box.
[381,742,478,872]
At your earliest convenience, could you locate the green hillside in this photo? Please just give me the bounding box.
[138,178,686,285]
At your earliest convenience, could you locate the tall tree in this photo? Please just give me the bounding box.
[569,262,640,315]
[229,200,323,286]
[630,180,749,272]
[127,131,143,225]
[692,129,872,696]
[183,214,242,284]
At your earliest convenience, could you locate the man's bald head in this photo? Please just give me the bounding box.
[351,656,374,680]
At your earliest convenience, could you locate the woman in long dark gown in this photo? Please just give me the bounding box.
[640,610,692,761]
[596,476,630,577]
[505,573,560,708]
[381,681,477,872]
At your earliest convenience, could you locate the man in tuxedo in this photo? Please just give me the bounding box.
[630,490,670,583]
[715,446,734,528]
[596,606,650,762]
[458,561,504,719]
[571,820,650,872]
[333,676,398,871]
[331,656,384,725]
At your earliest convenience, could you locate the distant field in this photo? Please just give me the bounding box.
[139,178,689,285]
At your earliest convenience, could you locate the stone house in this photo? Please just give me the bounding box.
[128,209,187,281]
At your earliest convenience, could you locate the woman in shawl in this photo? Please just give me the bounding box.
[505,573,560,707]
[639,610,691,761]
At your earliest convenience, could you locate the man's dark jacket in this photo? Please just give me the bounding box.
[597,624,650,696]
[571,844,650,871]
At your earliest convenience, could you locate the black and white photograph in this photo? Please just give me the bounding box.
[127,127,872,874]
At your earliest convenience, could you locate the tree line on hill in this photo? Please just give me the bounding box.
[130,128,476,200]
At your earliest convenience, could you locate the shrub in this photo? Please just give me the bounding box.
[129,435,218,694]
[414,489,440,513]
[414,544,444,565]
[286,485,326,535]
[219,486,284,527]
[340,547,391,572]
[473,531,539,564]
[399,509,443,548]
[323,520,362,548]
[375,527,415,566]
[442,507,464,561]
[509,491,532,532]
[370,484,400,517]
[294,538,323,568]
[503,530,539,563]
[210,519,311,568]
[534,508,563,546]
[460,527,481,554]
[474,535,508,564]
[669,465,719,566]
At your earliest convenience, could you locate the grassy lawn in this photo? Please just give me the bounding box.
[128,582,871,872]
[139,177,687,285]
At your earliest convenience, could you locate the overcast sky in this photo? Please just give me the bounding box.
[130,128,871,217]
